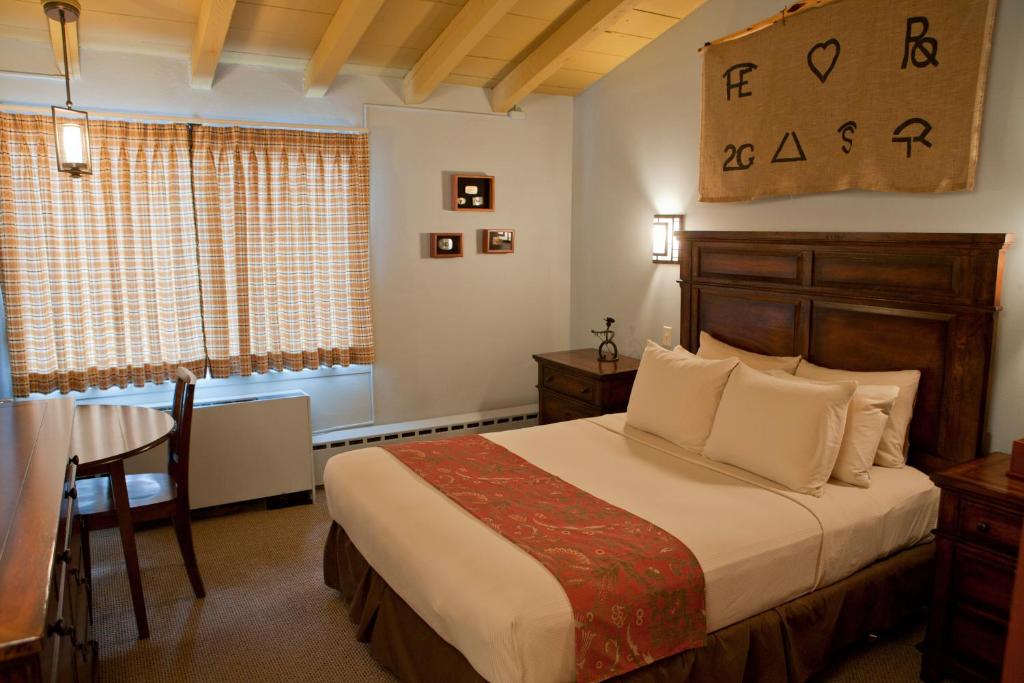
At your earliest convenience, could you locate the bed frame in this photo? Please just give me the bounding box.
[326,230,1011,683]
[678,231,1010,474]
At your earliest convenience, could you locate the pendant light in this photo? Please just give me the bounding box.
[43,0,91,177]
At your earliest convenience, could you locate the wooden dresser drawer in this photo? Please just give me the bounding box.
[539,390,599,424]
[946,606,1005,679]
[540,367,600,405]
[958,498,1021,554]
[950,545,1014,621]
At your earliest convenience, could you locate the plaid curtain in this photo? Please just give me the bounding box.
[0,114,206,396]
[191,126,374,377]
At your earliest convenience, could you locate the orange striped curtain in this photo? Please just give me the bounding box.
[0,114,206,397]
[190,126,374,377]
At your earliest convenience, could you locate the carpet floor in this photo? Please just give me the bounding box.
[91,492,927,683]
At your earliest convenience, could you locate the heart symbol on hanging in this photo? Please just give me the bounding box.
[807,38,841,83]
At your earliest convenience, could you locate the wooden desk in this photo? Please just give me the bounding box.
[0,399,96,683]
[72,405,175,640]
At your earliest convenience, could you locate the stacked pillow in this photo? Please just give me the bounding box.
[624,333,918,496]
[795,361,920,467]
[702,364,856,496]
[696,331,800,373]
[626,341,738,451]
[764,370,898,487]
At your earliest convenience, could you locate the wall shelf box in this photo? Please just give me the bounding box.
[430,232,464,258]
[452,174,495,212]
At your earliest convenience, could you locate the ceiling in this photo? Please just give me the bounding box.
[0,0,703,109]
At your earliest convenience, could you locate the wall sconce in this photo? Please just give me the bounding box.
[652,214,684,264]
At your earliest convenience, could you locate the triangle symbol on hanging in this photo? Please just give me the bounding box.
[771,131,807,163]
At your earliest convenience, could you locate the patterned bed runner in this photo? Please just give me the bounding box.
[383,435,706,683]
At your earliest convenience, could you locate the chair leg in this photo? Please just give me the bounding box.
[172,502,205,599]
[108,461,149,639]
[79,518,94,625]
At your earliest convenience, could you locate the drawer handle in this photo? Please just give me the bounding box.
[49,618,72,638]
[545,375,555,383]
[579,387,591,395]
[976,521,990,533]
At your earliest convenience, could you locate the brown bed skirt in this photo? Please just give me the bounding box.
[324,522,933,683]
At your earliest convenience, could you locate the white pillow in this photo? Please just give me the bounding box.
[766,370,898,487]
[697,331,801,373]
[702,363,856,496]
[795,360,920,468]
[626,341,739,451]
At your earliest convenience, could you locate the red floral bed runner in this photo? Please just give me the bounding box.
[383,435,706,682]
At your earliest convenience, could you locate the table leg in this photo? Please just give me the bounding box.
[108,459,149,639]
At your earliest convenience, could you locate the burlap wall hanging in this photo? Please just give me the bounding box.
[698,0,999,203]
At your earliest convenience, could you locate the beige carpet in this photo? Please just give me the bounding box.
[91,492,926,683]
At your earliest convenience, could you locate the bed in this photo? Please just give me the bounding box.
[322,231,1010,683]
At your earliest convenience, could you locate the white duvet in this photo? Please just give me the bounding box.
[323,414,938,683]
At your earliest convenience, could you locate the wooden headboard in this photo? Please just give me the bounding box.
[678,231,1010,474]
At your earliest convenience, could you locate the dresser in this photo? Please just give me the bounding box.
[921,453,1024,682]
[533,350,640,425]
[0,399,97,683]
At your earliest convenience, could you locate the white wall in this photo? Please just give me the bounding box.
[0,42,574,428]
[570,0,1024,453]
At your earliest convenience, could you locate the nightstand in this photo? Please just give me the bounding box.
[532,349,640,425]
[921,453,1024,682]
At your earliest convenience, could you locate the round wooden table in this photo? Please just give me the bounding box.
[72,404,175,639]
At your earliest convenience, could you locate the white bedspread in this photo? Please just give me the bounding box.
[323,414,938,683]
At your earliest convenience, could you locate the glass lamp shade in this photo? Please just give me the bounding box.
[51,105,92,176]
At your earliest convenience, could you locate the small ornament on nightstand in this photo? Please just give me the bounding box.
[591,317,619,362]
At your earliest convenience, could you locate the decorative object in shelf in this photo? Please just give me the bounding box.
[482,229,515,254]
[652,214,684,263]
[452,174,494,211]
[591,317,619,362]
[430,233,463,258]
[44,0,91,177]
[1010,438,1024,481]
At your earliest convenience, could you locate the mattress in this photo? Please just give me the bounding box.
[322,413,939,683]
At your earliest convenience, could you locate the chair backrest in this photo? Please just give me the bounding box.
[168,367,197,502]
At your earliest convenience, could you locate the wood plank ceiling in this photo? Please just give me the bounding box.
[0,0,704,110]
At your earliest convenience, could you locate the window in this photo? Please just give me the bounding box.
[0,114,205,395]
[0,114,374,397]
[191,126,374,377]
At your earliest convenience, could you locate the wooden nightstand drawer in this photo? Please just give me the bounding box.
[951,544,1014,621]
[541,368,599,405]
[539,390,599,424]
[946,605,1005,679]
[959,498,1021,554]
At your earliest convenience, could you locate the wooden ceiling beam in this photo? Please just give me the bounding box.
[46,14,79,79]
[489,0,640,113]
[403,0,519,105]
[190,0,238,89]
[304,0,386,98]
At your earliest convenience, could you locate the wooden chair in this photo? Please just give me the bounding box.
[79,367,205,619]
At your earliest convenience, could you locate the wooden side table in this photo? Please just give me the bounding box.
[921,453,1024,682]
[533,349,640,425]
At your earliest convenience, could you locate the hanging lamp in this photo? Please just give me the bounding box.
[43,0,91,177]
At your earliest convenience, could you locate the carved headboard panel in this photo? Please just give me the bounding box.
[678,231,1010,474]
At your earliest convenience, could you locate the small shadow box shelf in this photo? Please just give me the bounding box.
[430,232,463,258]
[452,174,494,212]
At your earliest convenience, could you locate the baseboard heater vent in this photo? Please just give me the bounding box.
[311,404,539,482]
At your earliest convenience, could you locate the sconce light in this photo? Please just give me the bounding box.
[44,0,91,177]
[652,214,684,264]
